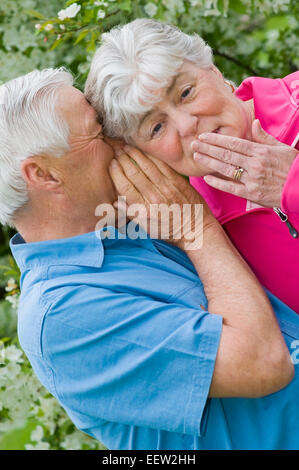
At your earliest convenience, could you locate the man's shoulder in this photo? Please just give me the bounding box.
[18,273,107,355]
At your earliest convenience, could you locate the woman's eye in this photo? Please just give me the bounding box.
[151,122,163,138]
[181,86,193,100]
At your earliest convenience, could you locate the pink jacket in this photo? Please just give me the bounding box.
[190,71,299,313]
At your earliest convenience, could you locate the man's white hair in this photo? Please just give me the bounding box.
[85,19,213,140]
[0,67,73,227]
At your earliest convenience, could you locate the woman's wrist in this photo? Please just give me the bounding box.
[173,209,220,252]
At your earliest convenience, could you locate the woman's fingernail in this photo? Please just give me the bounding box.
[198,133,208,140]
[115,149,124,157]
[191,141,198,150]
[193,152,200,160]
[204,176,212,184]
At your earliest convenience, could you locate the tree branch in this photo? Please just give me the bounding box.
[213,49,259,76]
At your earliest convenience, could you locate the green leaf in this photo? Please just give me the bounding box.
[229,0,248,15]
[65,0,80,6]
[119,0,132,13]
[24,9,46,20]
[0,265,10,271]
[8,255,18,269]
[50,37,64,50]
[83,8,96,22]
[0,419,39,450]
[86,31,100,52]
[0,299,17,339]
[257,50,269,67]
[0,337,11,344]
[266,15,290,31]
[74,29,89,45]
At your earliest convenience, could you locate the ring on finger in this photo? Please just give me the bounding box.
[233,166,245,182]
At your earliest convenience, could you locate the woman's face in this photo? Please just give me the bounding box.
[132,61,253,176]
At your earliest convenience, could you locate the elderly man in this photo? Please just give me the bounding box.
[2,68,298,450]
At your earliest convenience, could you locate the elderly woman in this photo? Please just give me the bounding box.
[85,19,299,313]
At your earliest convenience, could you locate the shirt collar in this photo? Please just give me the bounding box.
[10,224,155,272]
[10,228,108,271]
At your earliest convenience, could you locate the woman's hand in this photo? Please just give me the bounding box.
[109,146,216,250]
[191,119,298,208]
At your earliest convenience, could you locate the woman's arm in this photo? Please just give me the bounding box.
[109,146,294,398]
[185,224,293,397]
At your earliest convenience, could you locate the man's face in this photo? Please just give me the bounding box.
[52,86,116,217]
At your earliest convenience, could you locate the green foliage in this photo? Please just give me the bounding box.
[0,336,106,450]
[25,0,299,88]
[0,0,298,450]
[1,0,296,89]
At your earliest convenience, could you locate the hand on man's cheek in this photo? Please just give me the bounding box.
[104,136,126,154]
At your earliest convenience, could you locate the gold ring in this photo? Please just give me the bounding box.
[233,166,244,181]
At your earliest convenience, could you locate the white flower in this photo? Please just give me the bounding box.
[94,0,108,5]
[266,29,279,42]
[0,342,5,364]
[203,8,221,16]
[5,361,21,379]
[162,0,185,13]
[97,9,106,19]
[61,432,83,450]
[35,24,42,30]
[144,2,158,17]
[0,365,8,380]
[58,3,81,21]
[36,396,61,433]
[31,425,44,443]
[6,293,19,309]
[4,345,24,363]
[59,24,66,30]
[5,278,17,292]
[44,24,54,32]
[25,441,50,450]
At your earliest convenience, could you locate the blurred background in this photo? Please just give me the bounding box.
[0,0,298,450]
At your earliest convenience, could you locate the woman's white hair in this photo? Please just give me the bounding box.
[85,19,213,140]
[0,67,73,227]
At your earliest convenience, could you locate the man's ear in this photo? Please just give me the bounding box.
[21,157,62,192]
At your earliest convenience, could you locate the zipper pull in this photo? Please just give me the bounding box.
[273,207,298,239]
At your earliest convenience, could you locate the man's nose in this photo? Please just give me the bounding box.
[172,111,198,137]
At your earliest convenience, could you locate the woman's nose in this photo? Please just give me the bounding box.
[173,111,198,137]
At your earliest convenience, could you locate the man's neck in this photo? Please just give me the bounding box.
[16,212,99,243]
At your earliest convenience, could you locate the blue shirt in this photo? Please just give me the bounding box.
[10,225,299,450]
